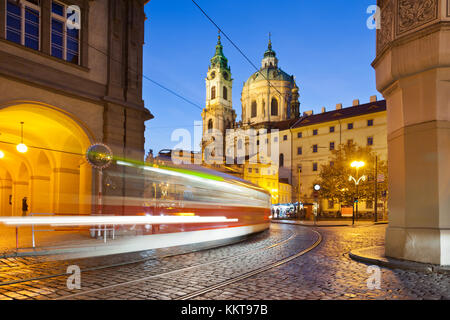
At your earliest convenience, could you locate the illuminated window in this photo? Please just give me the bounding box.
[6,0,41,50]
[51,1,80,64]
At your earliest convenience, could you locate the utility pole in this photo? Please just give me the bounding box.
[374,155,378,222]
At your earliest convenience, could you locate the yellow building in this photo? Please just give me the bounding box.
[279,98,387,216]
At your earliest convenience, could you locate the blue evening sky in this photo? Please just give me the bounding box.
[142,0,379,155]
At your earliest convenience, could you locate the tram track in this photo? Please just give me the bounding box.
[55,228,321,300]
[55,230,301,300]
[0,228,294,290]
[178,229,322,300]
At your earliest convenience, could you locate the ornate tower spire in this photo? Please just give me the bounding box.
[210,31,229,70]
[262,33,278,69]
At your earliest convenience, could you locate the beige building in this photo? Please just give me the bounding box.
[279,98,387,217]
[0,0,152,216]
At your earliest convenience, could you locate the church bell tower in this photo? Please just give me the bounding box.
[201,33,236,161]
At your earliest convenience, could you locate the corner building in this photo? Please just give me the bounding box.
[0,0,152,217]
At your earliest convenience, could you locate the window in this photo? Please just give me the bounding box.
[237,140,243,150]
[6,0,41,50]
[328,200,334,209]
[330,161,334,167]
[313,162,318,172]
[297,147,302,155]
[347,123,353,130]
[368,119,374,127]
[367,136,374,146]
[366,200,373,209]
[298,165,302,173]
[207,119,213,132]
[283,135,288,141]
[329,142,335,151]
[330,126,335,133]
[297,132,302,138]
[51,1,80,64]
[273,137,278,142]
[248,168,252,173]
[223,86,228,100]
[279,153,284,167]
[347,139,353,146]
[313,144,318,153]
[271,98,278,116]
[313,129,318,136]
[211,86,216,99]
[251,101,257,118]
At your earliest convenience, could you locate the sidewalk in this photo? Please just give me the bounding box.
[349,246,450,274]
[272,219,388,227]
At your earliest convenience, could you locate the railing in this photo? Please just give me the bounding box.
[29,213,116,249]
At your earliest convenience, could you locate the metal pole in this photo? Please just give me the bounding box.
[374,155,378,222]
[32,223,35,248]
[98,168,103,237]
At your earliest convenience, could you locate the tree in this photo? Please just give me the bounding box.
[314,143,388,207]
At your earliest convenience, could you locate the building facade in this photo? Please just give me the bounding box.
[280,98,387,217]
[0,0,152,216]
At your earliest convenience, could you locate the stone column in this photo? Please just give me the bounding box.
[373,0,450,265]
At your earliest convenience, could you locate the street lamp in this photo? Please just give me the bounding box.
[0,150,4,159]
[16,122,28,153]
[349,160,366,225]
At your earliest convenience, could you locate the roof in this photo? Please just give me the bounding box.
[291,100,386,129]
[245,67,294,86]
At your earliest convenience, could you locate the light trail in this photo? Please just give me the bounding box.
[0,215,238,227]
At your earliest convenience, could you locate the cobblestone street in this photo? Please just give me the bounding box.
[0,223,448,300]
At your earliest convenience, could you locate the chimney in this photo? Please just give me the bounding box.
[370,95,378,102]
[353,99,360,106]
[321,107,326,113]
[336,103,342,110]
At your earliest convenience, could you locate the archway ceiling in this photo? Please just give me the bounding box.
[0,104,90,155]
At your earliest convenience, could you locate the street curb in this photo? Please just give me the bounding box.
[349,246,450,274]
[271,220,388,228]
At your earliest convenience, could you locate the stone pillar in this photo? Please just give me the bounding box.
[373,0,450,265]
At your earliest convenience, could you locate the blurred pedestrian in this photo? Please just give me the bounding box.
[22,197,28,216]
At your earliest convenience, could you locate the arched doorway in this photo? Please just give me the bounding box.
[0,102,93,216]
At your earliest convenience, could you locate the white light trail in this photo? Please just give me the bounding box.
[0,215,238,227]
